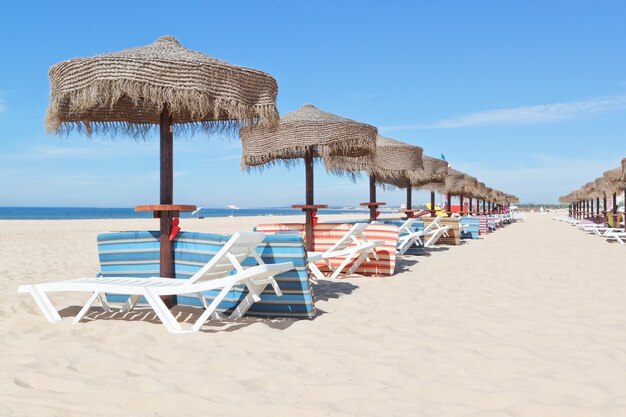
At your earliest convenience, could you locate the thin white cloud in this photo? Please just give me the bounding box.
[381,95,626,131]
[452,155,615,204]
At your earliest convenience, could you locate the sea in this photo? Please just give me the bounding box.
[0,206,366,220]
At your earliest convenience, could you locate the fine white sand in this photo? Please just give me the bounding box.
[1,212,626,416]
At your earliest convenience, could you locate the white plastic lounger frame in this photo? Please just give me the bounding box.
[605,231,626,244]
[422,216,450,247]
[396,216,450,255]
[396,217,424,255]
[18,232,293,334]
[308,223,384,281]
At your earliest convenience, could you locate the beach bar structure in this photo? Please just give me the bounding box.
[45,36,279,306]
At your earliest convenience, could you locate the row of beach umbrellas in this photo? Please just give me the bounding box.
[44,36,518,305]
[559,158,626,220]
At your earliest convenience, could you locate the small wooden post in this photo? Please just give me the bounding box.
[482,199,486,214]
[159,106,175,308]
[468,197,473,215]
[446,193,452,217]
[459,195,464,216]
[304,149,315,251]
[430,191,436,217]
[596,197,600,216]
[369,174,377,222]
[406,186,412,212]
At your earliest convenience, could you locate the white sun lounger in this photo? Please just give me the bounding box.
[605,231,626,244]
[308,223,384,281]
[18,232,294,334]
[396,216,450,255]
[422,216,451,247]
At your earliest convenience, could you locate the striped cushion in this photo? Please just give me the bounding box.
[96,231,315,319]
[471,216,490,235]
[459,217,480,239]
[254,223,399,276]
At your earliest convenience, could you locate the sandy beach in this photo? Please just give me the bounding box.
[1,212,626,416]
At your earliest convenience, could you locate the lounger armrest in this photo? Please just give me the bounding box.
[308,253,323,263]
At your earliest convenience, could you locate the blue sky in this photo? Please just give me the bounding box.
[1,1,625,207]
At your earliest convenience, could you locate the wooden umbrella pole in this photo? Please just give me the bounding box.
[613,193,617,216]
[447,193,452,217]
[596,197,600,216]
[469,197,473,215]
[159,106,176,308]
[406,185,412,212]
[459,195,464,216]
[369,174,377,222]
[305,149,315,252]
[482,199,486,214]
[430,191,436,217]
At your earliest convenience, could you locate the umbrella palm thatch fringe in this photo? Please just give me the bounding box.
[408,156,449,188]
[603,166,625,192]
[46,36,279,137]
[324,135,423,184]
[240,104,377,169]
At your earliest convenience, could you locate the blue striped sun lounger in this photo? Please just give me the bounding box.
[97,231,315,319]
[459,217,480,239]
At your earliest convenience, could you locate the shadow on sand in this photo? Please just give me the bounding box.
[58,304,300,333]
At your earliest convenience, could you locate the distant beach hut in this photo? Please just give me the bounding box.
[45,35,279,306]
[324,135,424,221]
[240,104,376,250]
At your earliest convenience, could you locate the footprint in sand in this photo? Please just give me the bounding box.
[13,379,33,389]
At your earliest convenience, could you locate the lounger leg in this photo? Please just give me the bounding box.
[73,292,101,324]
[120,295,141,313]
[228,281,266,320]
[190,286,234,332]
[346,252,369,276]
[308,262,326,282]
[330,255,356,280]
[27,286,63,323]
[98,293,112,312]
[142,291,184,334]
[195,292,209,309]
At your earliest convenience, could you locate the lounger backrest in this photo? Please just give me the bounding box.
[324,223,369,253]
[398,217,417,234]
[422,216,440,233]
[187,232,265,284]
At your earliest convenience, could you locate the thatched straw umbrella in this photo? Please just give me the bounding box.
[603,166,625,223]
[324,136,423,221]
[46,35,279,306]
[418,169,472,216]
[405,156,449,216]
[240,104,377,250]
[473,182,487,214]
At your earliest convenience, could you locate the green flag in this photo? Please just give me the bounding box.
[441,153,446,161]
